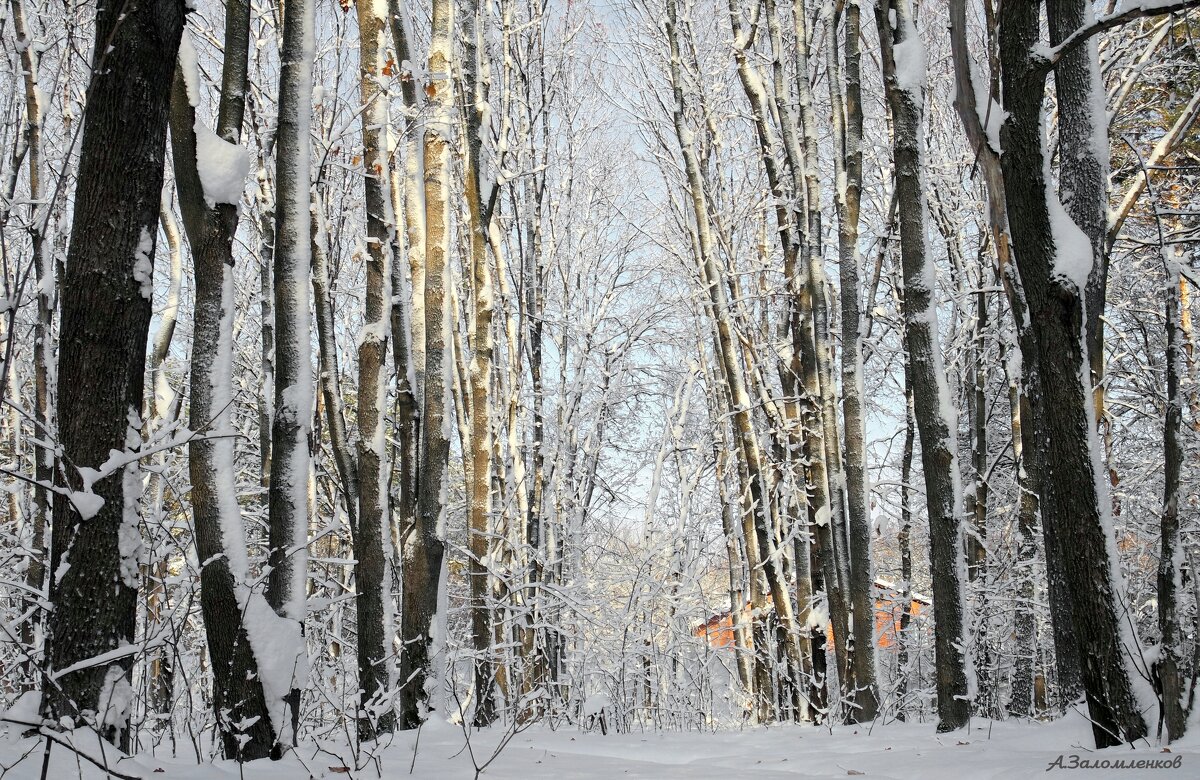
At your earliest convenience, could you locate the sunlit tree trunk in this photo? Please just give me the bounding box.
[169,0,285,757]
[351,0,397,740]
[461,0,499,727]
[9,0,51,691]
[398,0,454,729]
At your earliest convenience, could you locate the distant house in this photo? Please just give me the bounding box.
[694,578,930,650]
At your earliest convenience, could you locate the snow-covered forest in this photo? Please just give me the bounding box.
[0,0,1198,776]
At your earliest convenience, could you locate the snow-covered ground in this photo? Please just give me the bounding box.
[2,712,1196,779]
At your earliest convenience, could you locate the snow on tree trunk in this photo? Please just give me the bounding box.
[169,0,283,758]
[876,0,972,733]
[826,0,879,724]
[398,0,453,730]
[351,0,398,741]
[461,0,499,728]
[266,0,316,748]
[1158,241,1187,742]
[997,0,1149,748]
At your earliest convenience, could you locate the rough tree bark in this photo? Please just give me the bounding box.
[352,0,397,740]
[169,0,280,758]
[460,0,499,727]
[44,0,185,748]
[267,0,316,747]
[946,0,1082,705]
[877,0,972,732]
[1158,241,1187,742]
[998,0,1148,748]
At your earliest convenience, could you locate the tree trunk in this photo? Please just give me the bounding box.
[9,0,52,693]
[790,0,851,694]
[398,0,454,728]
[1047,0,1109,425]
[1157,247,1187,742]
[877,0,972,732]
[44,0,185,748]
[459,0,499,727]
[169,1,282,757]
[267,0,317,746]
[352,0,397,740]
[827,0,878,723]
[895,373,915,720]
[998,0,1147,748]
[1003,334,1040,719]
[946,0,1082,707]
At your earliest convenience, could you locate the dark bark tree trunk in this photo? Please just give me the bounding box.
[44,0,186,748]
[877,0,972,733]
[895,372,915,721]
[1047,0,1109,425]
[1158,250,1187,742]
[267,0,316,745]
[169,0,278,758]
[352,0,397,740]
[947,0,1082,709]
[998,0,1148,748]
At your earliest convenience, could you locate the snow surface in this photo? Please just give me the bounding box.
[0,712,1197,778]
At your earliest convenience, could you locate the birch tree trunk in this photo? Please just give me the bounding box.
[876,0,971,732]
[44,0,185,748]
[398,0,454,729]
[9,0,51,689]
[461,0,499,727]
[789,0,851,691]
[1002,333,1040,719]
[387,0,423,557]
[143,197,182,717]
